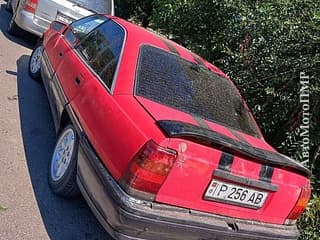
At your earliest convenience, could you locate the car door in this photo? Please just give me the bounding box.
[45,15,106,97]
[43,15,107,128]
[42,23,73,129]
[44,31,69,76]
[67,19,126,176]
[53,33,91,102]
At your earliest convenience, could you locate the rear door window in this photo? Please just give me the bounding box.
[75,20,125,89]
[135,45,260,137]
[64,14,107,45]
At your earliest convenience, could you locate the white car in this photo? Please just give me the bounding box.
[6,0,114,36]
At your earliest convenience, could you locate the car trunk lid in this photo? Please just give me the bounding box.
[134,97,310,224]
[156,135,309,224]
[35,0,113,27]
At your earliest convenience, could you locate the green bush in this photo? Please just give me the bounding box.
[151,0,320,161]
[298,195,320,239]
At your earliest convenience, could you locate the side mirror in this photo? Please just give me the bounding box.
[49,20,68,33]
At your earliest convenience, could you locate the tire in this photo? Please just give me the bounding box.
[5,0,12,12]
[49,125,80,198]
[29,42,43,80]
[7,15,21,36]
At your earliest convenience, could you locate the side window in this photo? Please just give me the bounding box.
[64,14,107,45]
[75,20,125,89]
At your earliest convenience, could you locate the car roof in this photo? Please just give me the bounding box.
[110,16,225,75]
[106,15,229,95]
[102,15,263,138]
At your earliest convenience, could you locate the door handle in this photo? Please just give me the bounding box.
[75,77,81,85]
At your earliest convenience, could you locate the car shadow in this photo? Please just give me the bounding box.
[16,55,112,240]
[0,3,37,49]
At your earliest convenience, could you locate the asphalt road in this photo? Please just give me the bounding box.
[0,1,111,239]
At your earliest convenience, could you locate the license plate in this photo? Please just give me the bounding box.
[56,13,74,24]
[204,180,268,209]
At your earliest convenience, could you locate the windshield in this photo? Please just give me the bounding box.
[135,45,260,137]
[69,0,112,14]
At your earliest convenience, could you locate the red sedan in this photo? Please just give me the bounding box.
[28,14,311,240]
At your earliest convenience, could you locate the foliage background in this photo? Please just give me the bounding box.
[114,0,320,238]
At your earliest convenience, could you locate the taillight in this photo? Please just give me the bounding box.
[120,140,177,201]
[285,183,311,224]
[23,0,39,14]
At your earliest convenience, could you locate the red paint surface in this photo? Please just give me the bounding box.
[43,16,310,225]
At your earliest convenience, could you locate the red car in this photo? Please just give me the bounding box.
[28,14,311,240]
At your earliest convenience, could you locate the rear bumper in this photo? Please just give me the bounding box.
[15,9,49,36]
[76,135,299,240]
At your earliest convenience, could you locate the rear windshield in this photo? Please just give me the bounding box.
[135,45,260,137]
[69,0,112,14]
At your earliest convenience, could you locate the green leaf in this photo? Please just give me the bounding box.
[0,204,8,212]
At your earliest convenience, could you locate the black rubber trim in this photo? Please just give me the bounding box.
[259,165,275,183]
[192,115,211,130]
[218,152,234,172]
[158,36,180,56]
[65,104,84,136]
[52,74,68,106]
[190,52,206,68]
[42,49,54,78]
[214,169,278,192]
[157,120,310,177]
[41,50,67,131]
[229,129,251,146]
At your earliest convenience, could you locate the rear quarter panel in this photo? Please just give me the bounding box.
[70,78,167,179]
